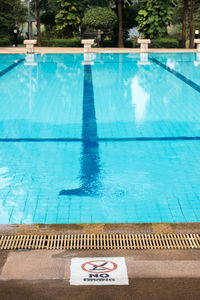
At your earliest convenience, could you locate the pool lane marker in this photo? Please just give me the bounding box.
[0,58,25,77]
[70,257,129,285]
[150,56,200,94]
[59,63,101,196]
[1,136,200,142]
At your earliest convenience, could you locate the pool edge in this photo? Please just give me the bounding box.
[1,222,200,236]
[0,47,198,54]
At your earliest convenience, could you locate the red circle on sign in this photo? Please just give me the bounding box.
[81,260,118,273]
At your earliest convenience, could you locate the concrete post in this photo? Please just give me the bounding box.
[137,39,151,53]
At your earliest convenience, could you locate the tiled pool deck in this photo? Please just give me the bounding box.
[0,221,200,235]
[1,223,200,299]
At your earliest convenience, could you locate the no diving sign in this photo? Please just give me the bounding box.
[70,257,129,285]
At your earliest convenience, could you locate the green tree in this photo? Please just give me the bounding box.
[82,0,111,8]
[194,0,200,33]
[117,0,124,47]
[0,0,27,37]
[171,0,200,48]
[172,0,189,47]
[189,0,200,48]
[55,0,82,38]
[182,0,189,47]
[83,7,117,32]
[112,0,140,47]
[189,0,195,48]
[40,0,111,38]
[114,0,139,47]
[36,0,42,46]
[123,5,139,35]
[40,0,59,28]
[137,0,176,39]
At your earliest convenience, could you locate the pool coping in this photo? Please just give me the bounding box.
[0,223,200,236]
[0,47,197,54]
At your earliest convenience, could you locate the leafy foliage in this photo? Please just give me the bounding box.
[137,0,176,38]
[103,39,133,47]
[123,5,139,30]
[40,0,59,27]
[83,7,117,31]
[193,0,200,34]
[151,37,180,48]
[0,0,190,48]
[0,0,27,36]
[0,37,10,46]
[131,37,179,48]
[81,0,111,8]
[55,0,82,37]
[42,37,81,46]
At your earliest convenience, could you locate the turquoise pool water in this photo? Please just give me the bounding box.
[0,52,200,224]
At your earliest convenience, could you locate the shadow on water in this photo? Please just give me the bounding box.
[59,64,101,196]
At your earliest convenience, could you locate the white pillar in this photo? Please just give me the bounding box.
[24,40,37,54]
[137,39,151,53]
[194,39,200,52]
[81,39,95,53]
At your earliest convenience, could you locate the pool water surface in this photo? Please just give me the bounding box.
[0,53,200,224]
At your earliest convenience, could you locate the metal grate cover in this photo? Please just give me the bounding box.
[1,234,200,250]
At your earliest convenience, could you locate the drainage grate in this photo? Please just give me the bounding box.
[1,234,200,250]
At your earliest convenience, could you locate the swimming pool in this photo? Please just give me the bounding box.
[0,52,200,224]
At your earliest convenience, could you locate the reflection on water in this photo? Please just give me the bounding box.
[194,53,200,66]
[24,54,37,66]
[1,53,200,223]
[131,76,150,122]
[0,167,11,190]
[166,58,176,69]
[0,54,84,139]
[138,53,150,65]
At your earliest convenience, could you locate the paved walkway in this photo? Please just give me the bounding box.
[1,248,200,300]
[0,46,197,54]
[0,223,200,299]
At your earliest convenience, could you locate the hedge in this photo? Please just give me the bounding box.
[0,35,25,46]
[97,40,133,48]
[10,35,24,45]
[132,40,140,48]
[132,37,180,49]
[32,37,179,48]
[0,37,10,47]
[42,38,133,48]
[151,38,180,48]
[17,35,25,44]
[103,38,179,48]
[103,40,117,47]
[42,38,82,47]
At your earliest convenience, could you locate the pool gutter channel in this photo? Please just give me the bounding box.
[1,54,200,241]
[0,223,200,250]
[0,233,200,250]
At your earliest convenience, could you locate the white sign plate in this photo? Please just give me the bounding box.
[70,257,129,285]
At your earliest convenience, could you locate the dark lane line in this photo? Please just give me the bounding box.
[0,136,200,142]
[59,63,101,196]
[149,57,200,94]
[0,59,25,77]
